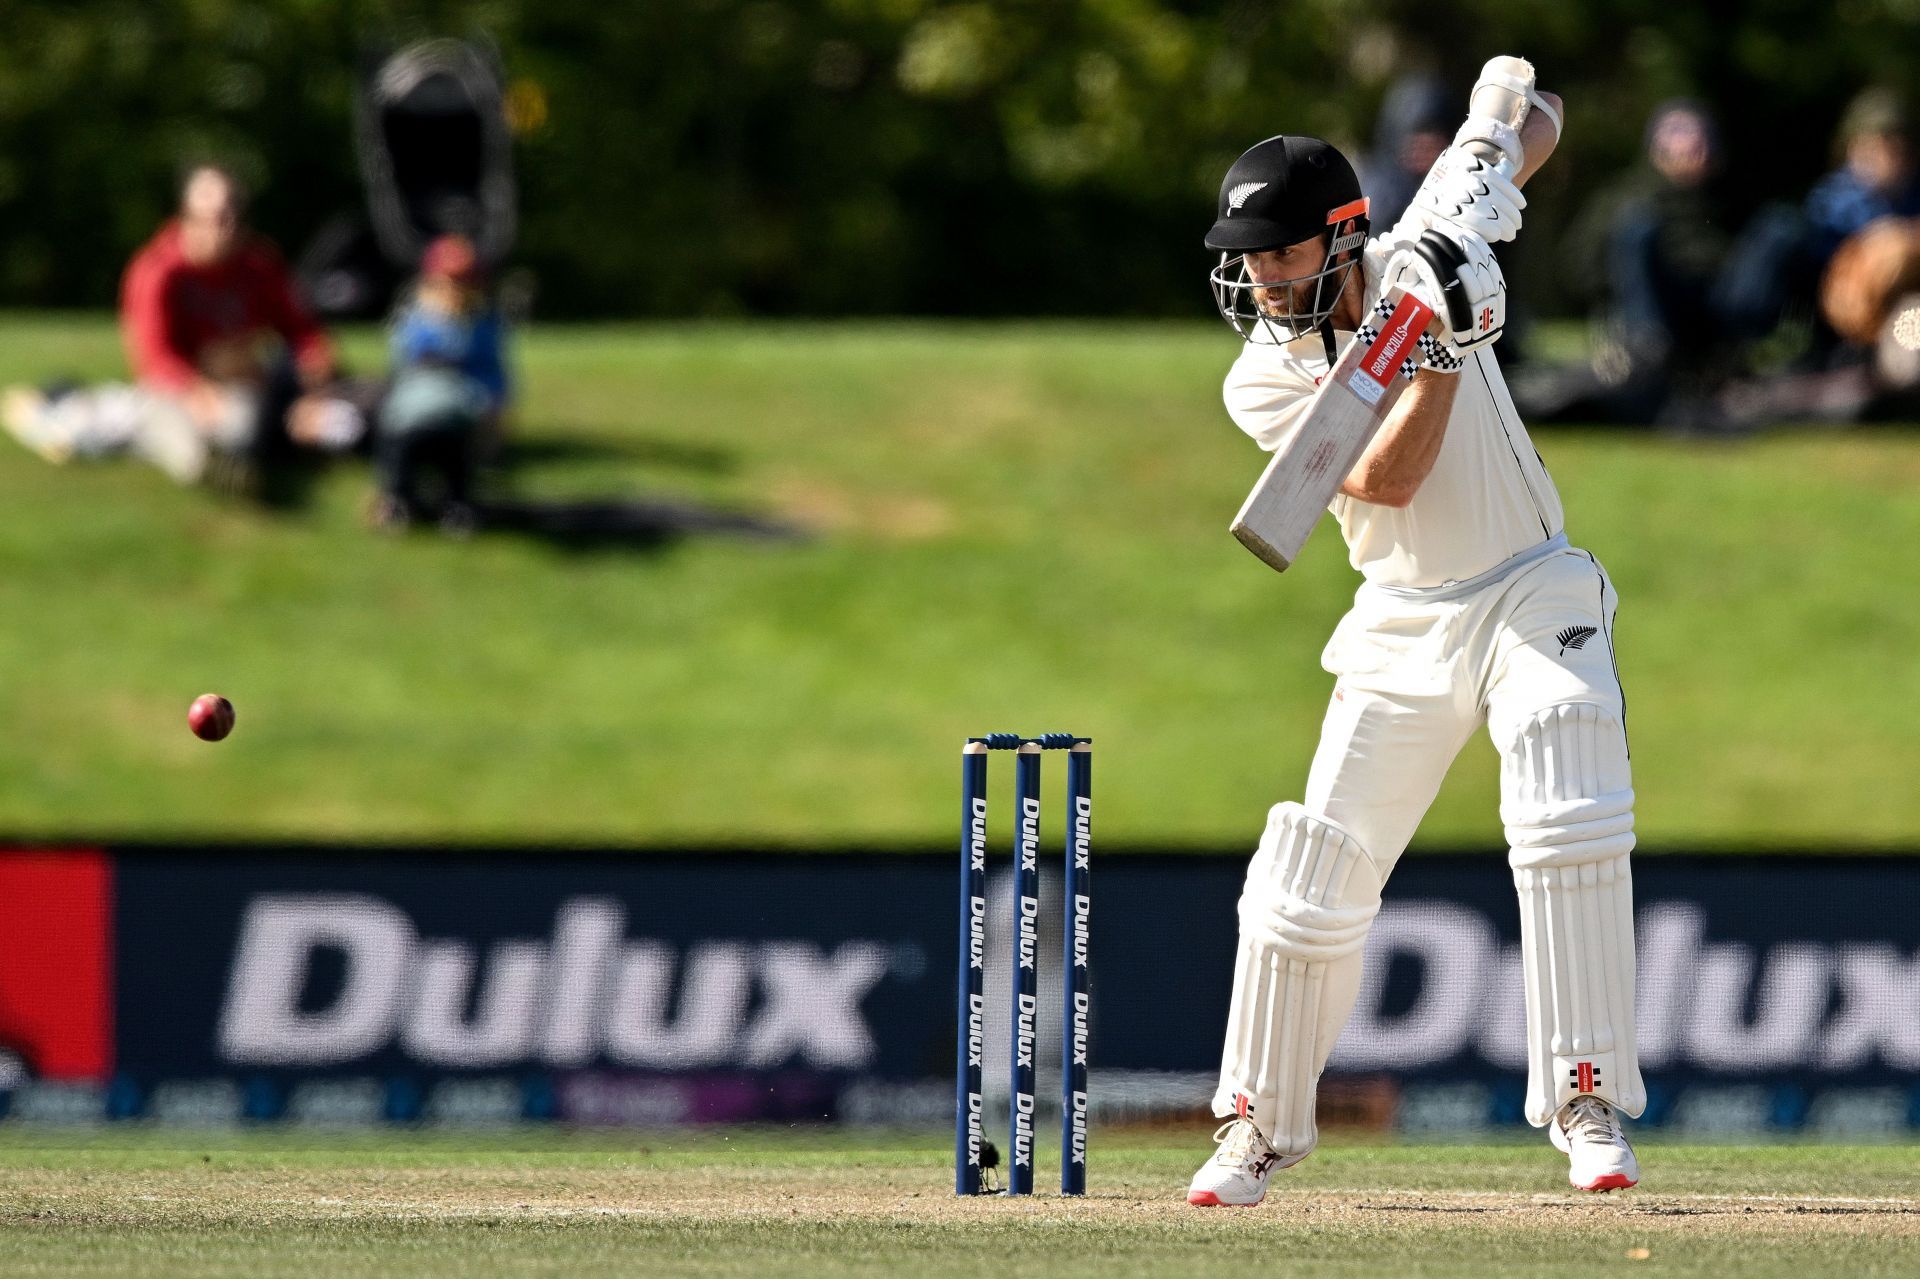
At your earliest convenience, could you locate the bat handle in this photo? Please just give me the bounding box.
[1461,55,1535,177]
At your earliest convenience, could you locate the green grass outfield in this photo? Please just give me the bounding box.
[1,314,1917,848]
[0,1128,1914,1277]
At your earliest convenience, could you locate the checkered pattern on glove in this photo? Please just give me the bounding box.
[1415,332,1463,373]
[1354,298,1464,379]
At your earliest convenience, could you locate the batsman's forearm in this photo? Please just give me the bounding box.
[1338,369,1460,508]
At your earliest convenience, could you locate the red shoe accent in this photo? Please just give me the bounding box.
[1187,1189,1264,1207]
[1577,1173,1637,1192]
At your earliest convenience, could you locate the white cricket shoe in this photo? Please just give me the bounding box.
[1550,1096,1639,1191]
[1186,1118,1296,1206]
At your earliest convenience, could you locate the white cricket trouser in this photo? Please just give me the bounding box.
[1308,544,1624,863]
[1213,540,1645,1156]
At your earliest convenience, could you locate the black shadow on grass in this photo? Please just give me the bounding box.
[474,495,806,553]
[252,456,329,512]
[500,434,737,475]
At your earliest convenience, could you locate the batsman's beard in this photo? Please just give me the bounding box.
[1211,249,1362,345]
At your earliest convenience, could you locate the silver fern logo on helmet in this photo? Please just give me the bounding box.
[1226,181,1268,213]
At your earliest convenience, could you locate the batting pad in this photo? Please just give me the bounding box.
[1213,803,1383,1160]
[1501,702,1646,1125]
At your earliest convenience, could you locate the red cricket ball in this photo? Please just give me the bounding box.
[188,694,235,742]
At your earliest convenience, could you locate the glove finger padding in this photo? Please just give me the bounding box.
[1410,147,1526,243]
[1416,227,1506,348]
[1389,226,1505,357]
[1413,233,1478,339]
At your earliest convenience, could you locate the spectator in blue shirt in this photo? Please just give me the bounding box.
[1673,86,1918,380]
[1804,87,1920,268]
[372,235,510,533]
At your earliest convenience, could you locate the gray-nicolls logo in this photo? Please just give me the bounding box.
[216,895,895,1071]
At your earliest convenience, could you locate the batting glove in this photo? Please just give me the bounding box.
[1408,146,1526,244]
[1385,225,1507,360]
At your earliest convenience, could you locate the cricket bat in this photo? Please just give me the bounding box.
[1229,55,1539,573]
[1228,288,1436,572]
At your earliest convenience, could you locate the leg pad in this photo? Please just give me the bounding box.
[1213,803,1383,1158]
[1502,704,1645,1123]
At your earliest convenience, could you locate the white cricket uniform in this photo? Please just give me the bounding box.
[1209,243,1645,1161]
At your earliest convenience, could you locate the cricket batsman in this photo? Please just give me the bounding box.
[1187,64,1646,1205]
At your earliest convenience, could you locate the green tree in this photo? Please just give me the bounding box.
[1,1,1915,318]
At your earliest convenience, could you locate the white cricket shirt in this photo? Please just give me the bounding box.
[1222,242,1564,588]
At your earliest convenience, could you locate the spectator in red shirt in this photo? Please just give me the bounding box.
[122,165,334,395]
[118,165,361,488]
[5,165,365,486]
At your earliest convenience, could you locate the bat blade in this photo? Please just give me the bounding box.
[1230,288,1435,572]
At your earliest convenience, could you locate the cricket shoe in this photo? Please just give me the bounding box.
[1550,1096,1638,1191]
[1186,1118,1300,1206]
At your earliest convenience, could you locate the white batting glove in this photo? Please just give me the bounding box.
[1421,225,1507,349]
[1408,146,1526,243]
[1384,226,1507,360]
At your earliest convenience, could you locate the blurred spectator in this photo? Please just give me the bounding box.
[4,165,364,486]
[1520,103,1751,422]
[1717,198,1920,427]
[1519,101,1774,425]
[1711,87,1920,383]
[1607,103,1752,402]
[370,235,510,534]
[123,167,332,411]
[122,165,364,486]
[1709,90,1920,427]
[1359,74,1454,232]
[1806,88,1920,269]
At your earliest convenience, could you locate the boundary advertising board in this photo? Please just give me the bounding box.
[0,845,1914,1135]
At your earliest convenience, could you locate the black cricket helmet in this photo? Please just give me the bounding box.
[1206,136,1370,343]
